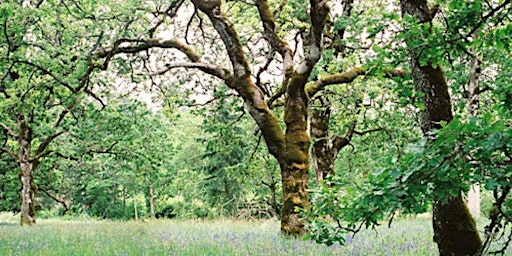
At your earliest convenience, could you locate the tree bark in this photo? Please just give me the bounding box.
[310,103,334,181]
[400,0,482,255]
[18,114,36,226]
[280,73,311,237]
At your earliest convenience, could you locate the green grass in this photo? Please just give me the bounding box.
[4,213,508,255]
[0,213,439,256]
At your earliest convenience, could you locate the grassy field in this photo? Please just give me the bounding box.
[0,213,507,255]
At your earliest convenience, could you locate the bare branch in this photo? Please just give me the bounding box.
[463,0,511,41]
[85,88,107,110]
[354,127,383,136]
[255,0,293,61]
[191,0,252,79]
[149,0,185,37]
[54,152,80,161]
[190,93,237,107]
[296,0,330,74]
[89,142,118,154]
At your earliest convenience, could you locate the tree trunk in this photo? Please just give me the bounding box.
[433,197,482,256]
[310,103,358,183]
[19,160,36,226]
[310,103,335,181]
[400,0,482,254]
[149,183,155,219]
[18,115,36,226]
[466,37,481,219]
[281,73,311,237]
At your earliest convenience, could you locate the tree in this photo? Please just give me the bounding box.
[93,0,327,235]
[307,0,511,254]
[399,0,482,254]
[97,0,414,236]
[0,0,157,224]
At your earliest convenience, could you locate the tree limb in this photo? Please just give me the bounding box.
[354,127,383,136]
[31,131,66,161]
[38,187,68,215]
[296,0,329,74]
[255,0,293,66]
[15,60,75,92]
[94,38,201,62]
[1,147,18,161]
[54,152,80,161]
[149,62,228,80]
[191,0,252,79]
[306,67,408,98]
[89,141,118,154]
[0,122,18,137]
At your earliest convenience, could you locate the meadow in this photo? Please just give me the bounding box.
[0,213,507,256]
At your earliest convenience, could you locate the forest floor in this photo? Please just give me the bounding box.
[0,213,509,255]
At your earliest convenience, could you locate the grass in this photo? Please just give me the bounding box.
[0,213,508,255]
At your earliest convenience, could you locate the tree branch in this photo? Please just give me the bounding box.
[94,38,201,62]
[149,62,228,80]
[354,127,383,136]
[38,187,68,215]
[0,122,18,137]
[54,152,80,161]
[306,67,407,98]
[296,0,329,74]
[191,0,252,79]
[31,131,66,161]
[306,67,365,98]
[1,146,18,162]
[255,0,293,66]
[89,141,118,154]
[15,60,74,92]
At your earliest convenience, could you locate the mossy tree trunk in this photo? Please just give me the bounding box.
[400,0,482,254]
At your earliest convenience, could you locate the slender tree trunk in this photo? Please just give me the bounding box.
[400,0,482,255]
[149,183,155,219]
[466,36,481,219]
[19,159,36,226]
[18,114,36,226]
